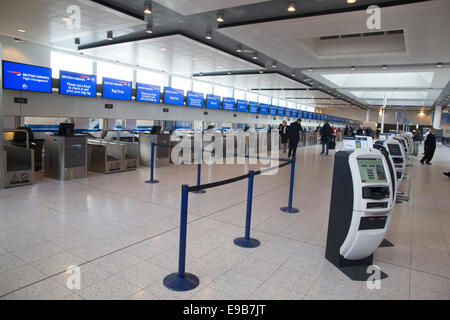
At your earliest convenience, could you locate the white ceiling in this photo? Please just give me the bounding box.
[82,35,262,75]
[218,0,450,68]
[154,0,270,16]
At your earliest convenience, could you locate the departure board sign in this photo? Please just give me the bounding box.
[269,105,277,116]
[222,97,235,111]
[164,87,184,106]
[259,104,269,115]
[136,83,161,103]
[102,77,132,100]
[308,112,312,119]
[357,158,387,183]
[236,100,248,112]
[277,107,285,116]
[248,101,259,114]
[187,91,204,108]
[285,109,292,117]
[206,94,221,109]
[59,70,96,97]
[291,109,298,118]
[3,61,52,93]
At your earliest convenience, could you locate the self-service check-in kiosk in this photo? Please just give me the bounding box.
[325,148,393,280]
[385,139,405,182]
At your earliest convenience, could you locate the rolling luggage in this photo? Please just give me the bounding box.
[329,140,336,150]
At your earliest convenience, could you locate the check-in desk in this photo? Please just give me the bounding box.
[123,141,139,170]
[139,133,170,168]
[2,144,34,188]
[87,140,124,174]
[44,135,87,181]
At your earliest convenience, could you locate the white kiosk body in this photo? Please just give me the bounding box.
[385,139,405,182]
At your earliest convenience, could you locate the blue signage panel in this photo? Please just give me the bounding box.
[308,112,312,119]
[291,109,298,118]
[277,107,285,116]
[236,100,248,112]
[269,105,277,116]
[222,97,235,111]
[59,70,97,97]
[206,94,221,109]
[102,77,132,100]
[259,103,269,115]
[312,113,317,120]
[285,108,292,117]
[3,60,52,93]
[187,91,204,108]
[248,101,259,114]
[164,87,184,106]
[136,83,161,103]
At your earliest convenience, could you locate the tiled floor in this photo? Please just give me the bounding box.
[0,143,449,300]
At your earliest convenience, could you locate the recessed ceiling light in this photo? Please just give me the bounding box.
[350,66,356,71]
[227,71,232,75]
[236,44,243,53]
[160,47,166,51]
[347,0,357,3]
[145,24,152,34]
[14,38,21,43]
[292,73,296,77]
[18,29,26,33]
[287,1,296,12]
[436,62,443,68]
[308,68,313,72]
[144,0,152,14]
[107,30,113,40]
[192,57,197,61]
[271,62,277,68]
[62,17,69,22]
[205,32,212,40]
[259,70,263,74]
[382,65,388,70]
[252,53,258,60]
[216,12,224,23]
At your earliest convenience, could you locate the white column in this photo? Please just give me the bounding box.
[433,105,442,129]
[365,109,370,122]
[380,95,387,134]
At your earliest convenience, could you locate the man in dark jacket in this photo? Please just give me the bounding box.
[420,128,436,165]
[320,120,332,155]
[287,119,303,158]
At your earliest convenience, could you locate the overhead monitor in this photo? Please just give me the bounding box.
[3,60,52,93]
[136,83,161,103]
[291,109,298,118]
[277,107,285,116]
[102,77,132,100]
[59,70,97,97]
[357,158,387,183]
[164,87,184,106]
[222,97,235,111]
[186,91,204,108]
[236,100,248,112]
[248,101,259,113]
[206,94,221,109]
[285,109,292,117]
[259,103,269,115]
[269,105,277,116]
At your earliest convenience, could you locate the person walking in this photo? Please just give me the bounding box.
[420,128,436,165]
[279,120,289,153]
[287,119,303,158]
[320,120,332,155]
[412,131,422,156]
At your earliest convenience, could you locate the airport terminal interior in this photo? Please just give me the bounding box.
[0,0,449,301]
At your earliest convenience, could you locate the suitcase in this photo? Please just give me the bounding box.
[329,140,336,150]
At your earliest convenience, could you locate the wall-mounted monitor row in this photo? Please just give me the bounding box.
[2,60,354,123]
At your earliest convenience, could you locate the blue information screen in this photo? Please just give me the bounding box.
[277,107,285,116]
[136,83,161,103]
[291,109,298,118]
[285,109,292,117]
[206,94,221,109]
[308,112,312,119]
[222,97,235,111]
[248,102,259,114]
[187,91,204,108]
[236,100,248,112]
[259,104,269,115]
[164,87,184,106]
[3,60,52,93]
[102,77,132,100]
[59,70,97,97]
[269,105,277,116]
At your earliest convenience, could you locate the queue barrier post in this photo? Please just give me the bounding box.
[163,184,200,291]
[234,170,260,248]
[145,142,159,184]
[192,148,206,194]
[280,158,300,214]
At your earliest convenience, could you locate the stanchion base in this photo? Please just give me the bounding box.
[280,206,299,214]
[163,272,200,291]
[233,237,260,248]
[145,180,159,184]
[192,189,206,194]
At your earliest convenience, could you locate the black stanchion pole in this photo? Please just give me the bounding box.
[281,158,299,213]
[163,184,199,291]
[234,170,260,248]
[192,148,206,194]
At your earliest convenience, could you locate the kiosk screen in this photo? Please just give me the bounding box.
[357,158,387,183]
[387,144,402,156]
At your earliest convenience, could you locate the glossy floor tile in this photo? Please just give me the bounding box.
[0,144,449,300]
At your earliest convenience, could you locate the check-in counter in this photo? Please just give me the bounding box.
[123,141,139,170]
[2,145,34,188]
[139,133,170,168]
[87,140,124,174]
[44,135,87,181]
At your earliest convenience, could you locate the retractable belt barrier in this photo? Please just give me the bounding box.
[162,144,299,291]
